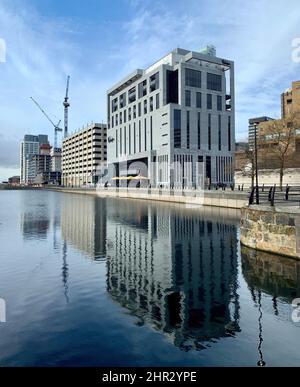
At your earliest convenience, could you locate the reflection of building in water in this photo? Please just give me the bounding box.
[241,245,300,367]
[61,194,106,260]
[21,207,50,240]
[242,246,300,303]
[106,200,240,351]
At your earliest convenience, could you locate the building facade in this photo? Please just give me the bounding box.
[107,47,235,188]
[20,134,49,184]
[248,116,274,151]
[51,147,62,173]
[62,123,107,187]
[281,80,300,119]
[27,143,52,184]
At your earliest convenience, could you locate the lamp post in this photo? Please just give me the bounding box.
[254,123,260,205]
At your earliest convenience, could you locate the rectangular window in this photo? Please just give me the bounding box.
[112,98,118,112]
[208,114,211,150]
[134,123,136,153]
[133,105,136,119]
[111,115,114,128]
[197,112,201,150]
[166,69,179,104]
[150,96,153,112]
[138,102,141,117]
[217,95,222,111]
[124,109,127,123]
[128,87,136,103]
[120,111,122,125]
[129,124,131,155]
[120,126,122,155]
[119,92,126,109]
[185,90,191,107]
[128,107,132,121]
[138,80,147,98]
[150,72,159,92]
[156,93,160,109]
[139,121,141,153]
[150,116,153,150]
[207,73,222,92]
[228,116,231,151]
[207,94,212,110]
[115,113,118,126]
[124,126,127,154]
[144,99,147,114]
[116,129,118,157]
[174,109,181,148]
[218,115,221,151]
[196,92,202,108]
[144,118,147,151]
[187,111,190,149]
[185,68,201,88]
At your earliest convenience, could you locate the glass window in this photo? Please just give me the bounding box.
[150,96,153,112]
[208,114,211,150]
[207,73,222,92]
[112,98,118,112]
[128,107,132,121]
[150,116,153,150]
[138,102,141,117]
[144,99,147,114]
[187,111,190,149]
[144,118,147,151]
[128,87,136,103]
[217,95,222,111]
[124,109,127,123]
[120,111,122,125]
[138,80,147,98]
[133,105,136,119]
[139,121,141,153]
[185,90,191,107]
[207,94,212,110]
[119,92,126,109]
[174,109,181,148]
[228,116,231,151]
[185,68,201,88]
[197,112,201,150]
[218,115,221,151]
[156,93,160,109]
[150,72,159,92]
[196,92,202,108]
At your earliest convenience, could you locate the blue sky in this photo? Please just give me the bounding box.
[0,0,300,181]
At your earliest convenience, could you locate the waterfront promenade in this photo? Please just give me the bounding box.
[49,186,249,209]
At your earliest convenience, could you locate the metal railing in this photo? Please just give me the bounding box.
[248,184,300,207]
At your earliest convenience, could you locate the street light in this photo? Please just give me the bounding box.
[254,123,260,205]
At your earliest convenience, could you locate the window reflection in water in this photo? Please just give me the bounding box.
[106,200,241,351]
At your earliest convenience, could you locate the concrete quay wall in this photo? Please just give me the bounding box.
[52,187,249,209]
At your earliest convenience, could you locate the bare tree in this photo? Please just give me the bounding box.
[259,113,299,189]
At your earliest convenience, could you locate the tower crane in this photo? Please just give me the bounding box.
[30,97,63,148]
[63,75,70,138]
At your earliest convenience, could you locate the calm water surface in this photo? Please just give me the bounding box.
[0,190,299,367]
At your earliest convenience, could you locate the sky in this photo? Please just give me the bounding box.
[0,0,300,181]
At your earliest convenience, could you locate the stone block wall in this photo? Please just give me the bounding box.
[240,206,300,259]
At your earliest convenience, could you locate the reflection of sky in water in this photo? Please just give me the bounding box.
[0,190,299,366]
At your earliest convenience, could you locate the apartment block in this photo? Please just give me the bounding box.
[20,134,49,184]
[62,123,107,187]
[27,143,52,183]
[107,47,235,187]
[281,80,300,118]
